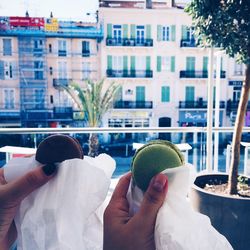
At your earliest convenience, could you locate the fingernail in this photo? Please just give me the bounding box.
[152,174,167,192]
[42,163,57,176]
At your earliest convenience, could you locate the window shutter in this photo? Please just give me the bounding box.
[107,24,112,38]
[146,56,151,70]
[123,56,128,70]
[171,56,175,72]
[107,56,112,70]
[203,56,208,71]
[0,61,4,79]
[123,24,128,39]
[146,25,151,39]
[130,24,136,39]
[157,25,162,41]
[157,56,162,72]
[171,25,176,41]
[181,25,188,40]
[130,56,135,70]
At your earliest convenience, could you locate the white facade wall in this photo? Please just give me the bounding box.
[100,6,242,141]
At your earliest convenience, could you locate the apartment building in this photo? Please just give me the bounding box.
[99,0,249,142]
[0,16,103,128]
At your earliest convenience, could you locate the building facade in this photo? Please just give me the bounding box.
[0,16,103,127]
[99,0,249,143]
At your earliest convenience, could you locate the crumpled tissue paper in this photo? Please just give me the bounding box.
[127,163,233,250]
[4,154,115,250]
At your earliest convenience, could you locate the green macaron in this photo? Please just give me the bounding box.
[131,140,185,191]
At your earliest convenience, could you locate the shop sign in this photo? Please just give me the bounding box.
[228,81,243,86]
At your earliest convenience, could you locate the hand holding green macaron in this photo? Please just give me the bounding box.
[131,140,185,191]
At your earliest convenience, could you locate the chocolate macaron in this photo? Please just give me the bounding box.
[131,140,184,191]
[36,134,84,164]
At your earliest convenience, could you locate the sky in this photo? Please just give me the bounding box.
[0,0,99,21]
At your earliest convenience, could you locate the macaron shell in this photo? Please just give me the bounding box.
[132,140,184,191]
[35,134,84,164]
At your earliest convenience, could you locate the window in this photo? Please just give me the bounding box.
[4,62,13,79]
[34,61,43,80]
[157,56,175,72]
[162,26,170,41]
[34,89,45,109]
[182,26,195,41]
[34,40,43,49]
[161,86,170,102]
[3,39,12,56]
[49,44,52,53]
[136,26,145,44]
[233,87,241,102]
[113,25,122,43]
[157,25,176,41]
[113,56,123,70]
[82,41,90,57]
[162,57,171,72]
[234,62,243,76]
[82,62,91,79]
[4,88,14,109]
[58,61,67,79]
[58,40,67,56]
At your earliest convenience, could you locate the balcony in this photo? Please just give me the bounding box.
[226,100,250,114]
[53,107,73,120]
[106,69,153,78]
[53,78,71,88]
[180,39,197,47]
[106,38,153,47]
[179,100,226,109]
[113,101,153,109]
[179,70,226,78]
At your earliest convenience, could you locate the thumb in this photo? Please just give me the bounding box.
[135,173,168,227]
[5,164,57,202]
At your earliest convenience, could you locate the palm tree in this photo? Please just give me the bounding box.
[64,79,119,157]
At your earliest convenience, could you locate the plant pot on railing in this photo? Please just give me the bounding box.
[189,173,250,250]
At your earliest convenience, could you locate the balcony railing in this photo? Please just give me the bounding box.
[106,38,153,47]
[180,39,197,47]
[226,100,250,114]
[21,110,53,121]
[114,101,153,109]
[58,50,67,57]
[82,50,90,57]
[179,100,226,109]
[1,127,250,176]
[179,70,226,78]
[53,107,73,119]
[107,69,153,78]
[53,78,71,88]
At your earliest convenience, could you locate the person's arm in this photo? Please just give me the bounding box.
[0,164,57,249]
[104,172,168,250]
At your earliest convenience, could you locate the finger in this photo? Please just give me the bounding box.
[135,173,168,226]
[109,172,132,203]
[5,164,57,202]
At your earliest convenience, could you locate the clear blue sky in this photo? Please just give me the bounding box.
[0,0,98,20]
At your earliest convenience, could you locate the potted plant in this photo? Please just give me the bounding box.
[185,1,250,249]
